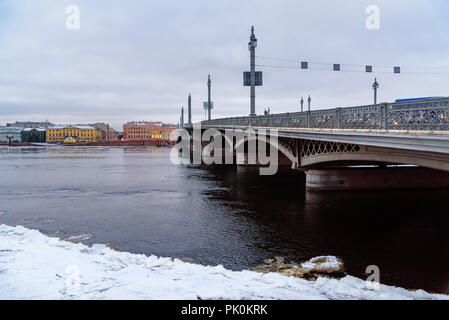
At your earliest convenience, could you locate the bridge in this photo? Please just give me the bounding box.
[179,27,449,190]
[188,97,449,190]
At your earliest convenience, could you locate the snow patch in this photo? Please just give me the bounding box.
[0,224,447,300]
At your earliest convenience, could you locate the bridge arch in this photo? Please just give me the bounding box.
[233,134,298,168]
[300,142,449,172]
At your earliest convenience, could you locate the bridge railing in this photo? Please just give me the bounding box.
[202,97,449,131]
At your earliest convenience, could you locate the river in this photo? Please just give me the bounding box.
[0,145,447,294]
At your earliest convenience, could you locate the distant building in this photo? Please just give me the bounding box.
[88,123,119,141]
[46,125,100,143]
[21,128,46,143]
[123,121,177,141]
[7,121,53,128]
[106,129,119,141]
[0,127,22,143]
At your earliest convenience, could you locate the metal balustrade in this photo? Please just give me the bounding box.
[202,97,449,131]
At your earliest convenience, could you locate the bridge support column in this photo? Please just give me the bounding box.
[305,167,449,191]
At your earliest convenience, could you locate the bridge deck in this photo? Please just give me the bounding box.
[200,124,449,155]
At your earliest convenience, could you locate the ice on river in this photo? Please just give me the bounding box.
[0,224,447,300]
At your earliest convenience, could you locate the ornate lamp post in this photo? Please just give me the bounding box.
[373,78,379,105]
[207,75,212,121]
[249,26,257,116]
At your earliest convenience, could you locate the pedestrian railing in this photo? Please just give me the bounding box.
[202,97,449,131]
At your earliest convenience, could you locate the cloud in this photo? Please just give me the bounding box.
[0,0,448,129]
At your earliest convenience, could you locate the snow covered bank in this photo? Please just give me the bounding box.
[0,224,447,300]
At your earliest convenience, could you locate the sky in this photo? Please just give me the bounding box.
[0,0,449,130]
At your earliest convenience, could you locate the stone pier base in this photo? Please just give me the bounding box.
[306,167,449,191]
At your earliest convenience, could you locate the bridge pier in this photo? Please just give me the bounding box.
[305,167,449,191]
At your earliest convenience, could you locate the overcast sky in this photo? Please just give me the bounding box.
[1,0,448,130]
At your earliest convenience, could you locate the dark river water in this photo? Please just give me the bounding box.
[0,145,448,294]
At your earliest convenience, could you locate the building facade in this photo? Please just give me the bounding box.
[123,122,177,141]
[0,127,23,143]
[46,125,99,143]
[7,121,53,128]
[21,128,46,143]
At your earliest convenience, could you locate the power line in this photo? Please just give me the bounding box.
[255,55,449,74]
[255,63,449,76]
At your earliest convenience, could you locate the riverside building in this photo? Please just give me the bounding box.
[123,121,177,141]
[0,127,23,143]
[21,128,47,143]
[46,125,100,143]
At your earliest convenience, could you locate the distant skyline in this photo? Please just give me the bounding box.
[1,0,449,130]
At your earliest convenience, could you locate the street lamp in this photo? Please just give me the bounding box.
[248,26,257,116]
[372,78,379,105]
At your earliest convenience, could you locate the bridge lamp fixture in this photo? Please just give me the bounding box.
[248,26,257,50]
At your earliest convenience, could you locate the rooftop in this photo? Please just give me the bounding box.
[0,127,23,132]
[47,125,96,130]
[22,128,47,132]
[124,121,163,127]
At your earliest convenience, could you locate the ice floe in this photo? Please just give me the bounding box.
[252,256,346,281]
[65,234,94,242]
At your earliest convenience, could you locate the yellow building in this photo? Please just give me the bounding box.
[46,125,99,143]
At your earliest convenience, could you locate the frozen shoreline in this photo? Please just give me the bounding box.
[0,224,447,300]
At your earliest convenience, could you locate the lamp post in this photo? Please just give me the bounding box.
[373,78,379,105]
[207,75,212,121]
[181,107,184,127]
[249,26,257,116]
[188,94,192,125]
[307,95,312,128]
